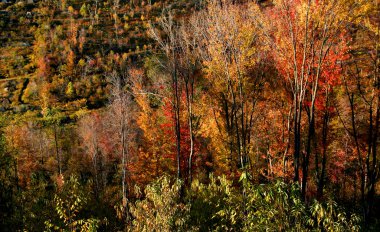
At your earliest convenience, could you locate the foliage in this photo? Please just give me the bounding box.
[188,175,242,231]
[129,176,190,231]
[242,178,361,231]
[44,176,101,232]
[0,0,379,230]
[80,4,88,18]
[130,174,362,231]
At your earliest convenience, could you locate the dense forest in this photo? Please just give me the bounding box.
[0,0,379,231]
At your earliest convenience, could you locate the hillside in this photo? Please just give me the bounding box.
[0,0,195,114]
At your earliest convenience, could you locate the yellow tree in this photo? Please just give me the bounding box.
[192,0,267,175]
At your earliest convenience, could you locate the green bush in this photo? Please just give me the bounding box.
[188,175,243,231]
[130,174,362,231]
[44,176,100,232]
[130,176,190,231]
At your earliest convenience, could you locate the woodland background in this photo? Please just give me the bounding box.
[0,0,379,231]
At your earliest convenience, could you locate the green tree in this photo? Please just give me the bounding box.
[45,176,100,232]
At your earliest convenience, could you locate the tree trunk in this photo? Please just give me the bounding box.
[53,123,61,175]
[294,95,301,182]
[173,66,182,180]
[317,108,330,199]
[186,79,194,184]
[302,109,314,200]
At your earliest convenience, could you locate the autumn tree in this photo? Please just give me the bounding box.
[338,0,379,220]
[149,12,183,180]
[174,20,204,183]
[130,63,179,184]
[265,0,366,199]
[191,0,267,175]
[111,0,121,47]
[78,112,104,199]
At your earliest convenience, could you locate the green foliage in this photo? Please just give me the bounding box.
[242,180,307,231]
[80,4,88,17]
[129,176,190,231]
[308,200,362,232]
[66,81,75,99]
[243,182,362,232]
[44,176,100,232]
[188,175,243,231]
[131,174,361,231]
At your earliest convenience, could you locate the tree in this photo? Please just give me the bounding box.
[80,3,88,18]
[265,0,364,199]
[191,0,267,174]
[65,81,75,99]
[0,117,20,230]
[78,112,104,199]
[338,0,379,220]
[111,0,120,47]
[177,20,203,184]
[44,176,100,231]
[149,12,183,180]
[130,66,178,184]
[107,71,134,220]
[44,109,64,177]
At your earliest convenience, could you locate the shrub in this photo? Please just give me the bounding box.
[188,175,243,231]
[128,174,362,231]
[129,176,190,231]
[44,176,100,232]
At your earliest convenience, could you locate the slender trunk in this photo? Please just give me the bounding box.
[302,110,314,200]
[367,104,379,220]
[121,123,126,205]
[173,66,181,180]
[369,3,380,217]
[317,109,329,199]
[93,145,99,199]
[366,99,379,220]
[222,95,234,172]
[349,96,366,206]
[294,94,301,182]
[234,108,242,169]
[367,37,379,220]
[283,107,292,179]
[186,79,194,184]
[239,80,247,168]
[53,123,61,175]
[364,106,373,220]
[121,117,131,223]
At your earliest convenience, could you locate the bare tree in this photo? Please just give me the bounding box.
[108,71,134,220]
[78,113,103,199]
